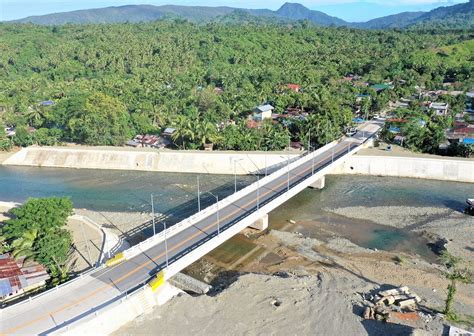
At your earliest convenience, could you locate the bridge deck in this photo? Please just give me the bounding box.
[0,121,382,335]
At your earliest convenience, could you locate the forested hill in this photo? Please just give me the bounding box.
[9,1,474,29]
[0,21,472,150]
[411,0,474,29]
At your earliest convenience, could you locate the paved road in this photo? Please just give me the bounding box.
[0,121,381,335]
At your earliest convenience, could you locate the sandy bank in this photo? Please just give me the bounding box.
[114,273,368,336]
[327,206,474,268]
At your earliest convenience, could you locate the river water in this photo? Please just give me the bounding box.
[0,166,471,258]
[270,175,473,260]
[0,166,255,214]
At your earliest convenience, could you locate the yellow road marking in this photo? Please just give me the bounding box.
[3,142,354,334]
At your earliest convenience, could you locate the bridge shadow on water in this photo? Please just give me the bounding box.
[114,179,253,247]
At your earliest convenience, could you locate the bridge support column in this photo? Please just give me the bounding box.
[249,214,268,231]
[309,176,325,190]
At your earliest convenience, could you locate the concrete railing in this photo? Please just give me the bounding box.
[120,140,341,262]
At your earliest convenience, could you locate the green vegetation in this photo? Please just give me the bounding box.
[439,251,472,321]
[11,1,474,29]
[0,22,472,151]
[0,197,73,285]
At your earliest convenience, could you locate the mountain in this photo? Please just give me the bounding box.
[11,2,347,26]
[355,11,425,29]
[8,1,474,29]
[275,3,346,26]
[11,5,238,24]
[411,0,474,29]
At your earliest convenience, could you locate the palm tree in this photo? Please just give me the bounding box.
[11,229,38,262]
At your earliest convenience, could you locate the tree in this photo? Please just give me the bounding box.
[1,198,73,278]
[12,126,34,147]
[67,93,131,146]
[11,229,38,262]
[0,127,13,151]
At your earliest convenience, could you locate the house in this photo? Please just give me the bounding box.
[4,127,15,137]
[253,104,274,121]
[371,84,391,93]
[0,254,49,302]
[162,128,176,138]
[125,139,141,148]
[126,133,171,149]
[466,92,474,112]
[394,135,406,145]
[39,100,54,106]
[246,119,262,129]
[285,84,301,93]
[429,102,449,116]
[356,94,371,103]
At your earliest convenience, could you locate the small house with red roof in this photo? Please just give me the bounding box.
[0,253,49,302]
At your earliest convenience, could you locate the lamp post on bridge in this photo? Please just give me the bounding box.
[201,191,220,236]
[151,194,156,236]
[233,158,244,194]
[163,221,169,268]
[197,175,201,212]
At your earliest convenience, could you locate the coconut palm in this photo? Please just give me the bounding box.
[11,229,38,262]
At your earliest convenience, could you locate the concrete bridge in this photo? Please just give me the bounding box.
[0,121,382,335]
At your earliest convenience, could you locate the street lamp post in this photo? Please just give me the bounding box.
[264,155,267,177]
[257,176,260,210]
[287,156,290,192]
[163,221,169,268]
[151,194,156,236]
[233,158,244,193]
[197,176,201,212]
[201,191,220,236]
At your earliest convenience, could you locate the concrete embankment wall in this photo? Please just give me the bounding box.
[2,147,299,175]
[331,155,474,183]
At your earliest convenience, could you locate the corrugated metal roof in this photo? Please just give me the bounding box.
[255,104,274,112]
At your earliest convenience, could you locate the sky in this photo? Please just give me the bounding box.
[0,0,467,22]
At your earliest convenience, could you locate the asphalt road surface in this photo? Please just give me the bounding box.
[0,122,381,335]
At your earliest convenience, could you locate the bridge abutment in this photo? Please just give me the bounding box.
[249,214,268,231]
[308,176,325,190]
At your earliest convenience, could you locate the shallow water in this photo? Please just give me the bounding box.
[1,166,471,259]
[269,175,473,260]
[0,166,255,214]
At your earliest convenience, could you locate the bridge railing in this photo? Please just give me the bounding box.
[120,139,341,261]
[29,129,380,333]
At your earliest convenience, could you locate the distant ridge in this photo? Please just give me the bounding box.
[9,1,474,29]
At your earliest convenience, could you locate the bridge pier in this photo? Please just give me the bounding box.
[249,214,268,231]
[308,175,325,190]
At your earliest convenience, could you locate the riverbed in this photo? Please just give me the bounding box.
[1,167,471,258]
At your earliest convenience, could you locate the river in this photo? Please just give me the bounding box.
[0,166,471,259]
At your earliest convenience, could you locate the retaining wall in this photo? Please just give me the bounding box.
[331,155,474,183]
[2,147,299,175]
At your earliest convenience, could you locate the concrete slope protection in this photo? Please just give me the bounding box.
[0,122,381,335]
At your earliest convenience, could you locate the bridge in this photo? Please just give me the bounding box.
[0,121,382,335]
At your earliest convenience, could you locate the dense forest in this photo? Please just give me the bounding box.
[0,21,473,151]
